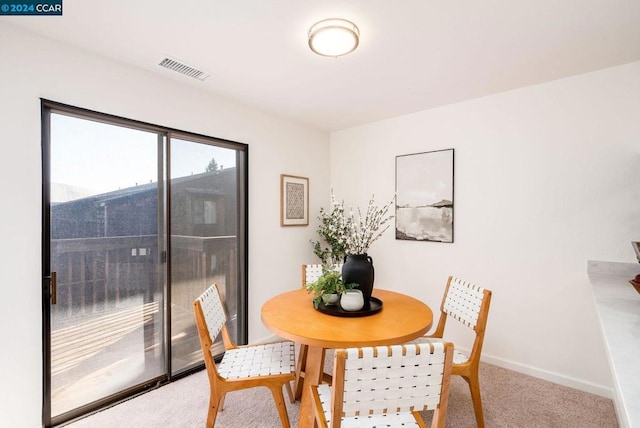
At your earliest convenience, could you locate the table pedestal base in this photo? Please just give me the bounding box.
[298,346,325,428]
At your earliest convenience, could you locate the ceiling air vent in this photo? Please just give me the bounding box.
[158,57,211,81]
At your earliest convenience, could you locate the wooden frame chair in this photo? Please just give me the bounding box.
[193,284,296,427]
[415,276,492,428]
[311,342,454,428]
[293,264,338,399]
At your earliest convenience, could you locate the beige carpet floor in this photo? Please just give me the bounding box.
[64,359,618,428]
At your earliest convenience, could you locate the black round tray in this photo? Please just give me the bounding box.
[316,297,383,317]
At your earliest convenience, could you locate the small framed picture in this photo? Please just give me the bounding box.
[280,174,309,226]
[632,242,640,262]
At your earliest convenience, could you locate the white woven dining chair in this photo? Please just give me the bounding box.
[294,263,342,399]
[193,284,296,427]
[303,263,325,285]
[413,276,492,428]
[311,342,454,428]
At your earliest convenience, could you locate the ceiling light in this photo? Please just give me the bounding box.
[308,18,360,57]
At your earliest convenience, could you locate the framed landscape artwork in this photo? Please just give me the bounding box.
[280,174,309,226]
[632,241,640,262]
[395,149,454,242]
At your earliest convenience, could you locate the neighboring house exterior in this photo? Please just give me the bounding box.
[50,167,239,316]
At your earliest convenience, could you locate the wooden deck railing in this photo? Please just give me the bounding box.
[50,235,237,319]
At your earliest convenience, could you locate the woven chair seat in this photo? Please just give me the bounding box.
[217,341,296,379]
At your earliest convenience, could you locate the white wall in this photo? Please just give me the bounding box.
[0,24,329,427]
[330,61,640,396]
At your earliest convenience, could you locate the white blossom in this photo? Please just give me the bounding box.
[311,189,394,264]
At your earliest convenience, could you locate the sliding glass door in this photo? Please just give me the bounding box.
[46,112,166,420]
[169,137,245,372]
[42,101,247,426]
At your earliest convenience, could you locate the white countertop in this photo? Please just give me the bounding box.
[588,260,640,428]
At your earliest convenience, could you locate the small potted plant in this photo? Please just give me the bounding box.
[306,270,357,308]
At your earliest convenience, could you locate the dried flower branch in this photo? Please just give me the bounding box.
[311,189,394,263]
[344,194,395,255]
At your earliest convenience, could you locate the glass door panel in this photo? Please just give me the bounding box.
[169,137,240,373]
[48,113,166,418]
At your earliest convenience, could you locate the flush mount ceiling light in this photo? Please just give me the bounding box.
[308,18,360,57]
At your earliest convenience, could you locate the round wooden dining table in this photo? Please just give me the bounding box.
[261,288,433,428]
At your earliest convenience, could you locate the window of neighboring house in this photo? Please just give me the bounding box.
[204,200,217,224]
[193,198,217,224]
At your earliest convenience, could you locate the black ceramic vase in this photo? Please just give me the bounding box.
[342,254,375,309]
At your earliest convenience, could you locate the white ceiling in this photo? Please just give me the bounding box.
[3,0,640,132]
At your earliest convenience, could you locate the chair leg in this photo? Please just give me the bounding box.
[294,343,309,400]
[284,380,295,403]
[206,393,223,428]
[463,373,485,428]
[269,385,291,428]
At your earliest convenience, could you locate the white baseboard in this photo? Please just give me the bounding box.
[255,334,614,399]
[480,352,613,399]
